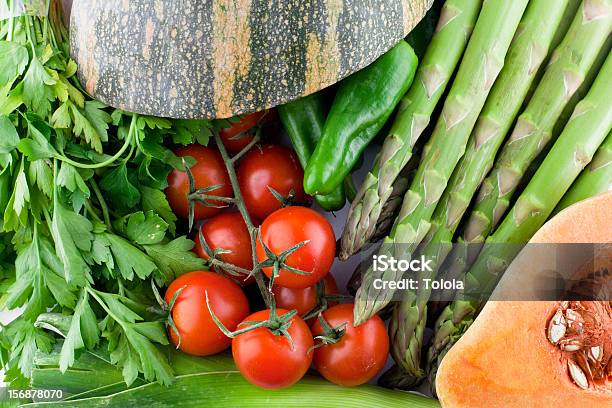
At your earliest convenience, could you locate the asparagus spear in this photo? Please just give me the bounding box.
[428,51,612,393]
[353,0,529,325]
[461,0,612,247]
[522,0,582,105]
[435,1,612,311]
[339,0,482,261]
[386,0,573,386]
[554,131,611,213]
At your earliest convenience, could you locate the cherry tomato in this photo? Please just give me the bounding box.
[311,304,389,386]
[256,206,335,289]
[272,274,339,319]
[164,271,249,356]
[220,112,266,153]
[232,309,313,389]
[194,212,254,285]
[237,144,308,221]
[166,145,232,221]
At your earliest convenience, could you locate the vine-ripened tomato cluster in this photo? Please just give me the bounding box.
[160,113,388,389]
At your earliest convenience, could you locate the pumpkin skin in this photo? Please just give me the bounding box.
[69,0,432,119]
[436,192,612,408]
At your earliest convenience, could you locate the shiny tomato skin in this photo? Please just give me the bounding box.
[256,206,335,289]
[166,145,232,220]
[220,112,265,153]
[272,274,339,318]
[194,212,254,285]
[237,144,308,221]
[164,271,249,356]
[232,309,313,389]
[311,303,389,386]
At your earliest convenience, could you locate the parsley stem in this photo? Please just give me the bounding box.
[86,287,129,332]
[42,0,49,45]
[90,178,112,232]
[56,113,137,169]
[213,131,272,308]
[25,14,37,53]
[7,0,15,42]
[84,201,103,223]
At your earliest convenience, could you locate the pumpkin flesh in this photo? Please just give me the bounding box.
[436,192,612,408]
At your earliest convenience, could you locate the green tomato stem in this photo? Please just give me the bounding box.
[212,131,272,308]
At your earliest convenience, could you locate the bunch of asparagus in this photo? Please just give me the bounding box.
[340,0,612,392]
[428,51,612,390]
[352,0,530,325]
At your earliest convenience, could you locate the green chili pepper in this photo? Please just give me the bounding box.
[303,41,418,195]
[278,92,346,211]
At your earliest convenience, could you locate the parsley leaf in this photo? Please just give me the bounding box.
[50,101,71,128]
[0,166,11,225]
[124,323,173,384]
[70,101,110,153]
[0,115,19,153]
[17,118,59,161]
[99,163,141,213]
[114,211,168,245]
[93,290,174,386]
[5,319,54,377]
[0,41,29,85]
[6,229,77,319]
[51,194,93,287]
[59,290,99,372]
[137,115,171,130]
[173,119,211,146]
[56,162,91,197]
[84,101,111,142]
[86,229,114,269]
[144,237,206,283]
[3,164,30,231]
[27,159,53,198]
[105,233,157,280]
[138,139,185,170]
[140,186,177,235]
[22,57,56,117]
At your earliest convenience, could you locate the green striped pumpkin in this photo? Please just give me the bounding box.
[70,0,432,119]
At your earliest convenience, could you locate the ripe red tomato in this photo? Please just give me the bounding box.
[220,112,266,153]
[164,271,249,356]
[237,144,308,221]
[194,212,254,285]
[311,303,389,386]
[272,274,339,318]
[166,145,232,221]
[232,309,313,389]
[256,206,335,289]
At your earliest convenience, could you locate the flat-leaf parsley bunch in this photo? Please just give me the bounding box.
[0,0,217,386]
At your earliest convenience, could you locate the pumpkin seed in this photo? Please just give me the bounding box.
[561,342,581,352]
[568,360,589,389]
[588,346,602,362]
[548,309,567,344]
[547,309,567,344]
[564,309,583,327]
